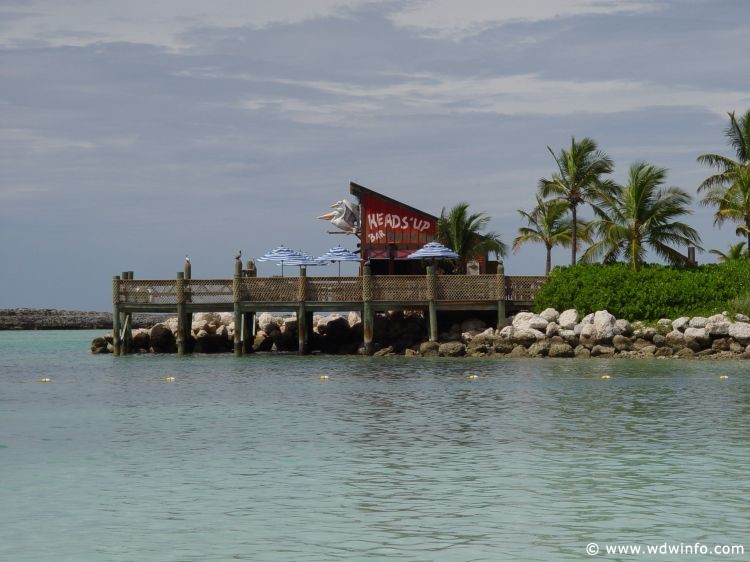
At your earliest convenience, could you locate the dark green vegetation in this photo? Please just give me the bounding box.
[533,261,750,320]
[437,202,506,272]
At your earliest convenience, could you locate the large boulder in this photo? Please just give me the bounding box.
[614,319,632,336]
[149,323,176,353]
[528,341,550,357]
[347,311,361,327]
[672,317,690,332]
[591,345,615,357]
[419,341,440,356]
[511,328,546,346]
[665,330,686,350]
[689,316,708,328]
[439,342,466,357]
[728,322,750,345]
[706,314,730,337]
[512,312,548,331]
[612,334,632,352]
[539,308,559,323]
[684,327,709,349]
[593,310,616,343]
[545,322,559,338]
[579,324,596,348]
[558,309,579,330]
[90,336,109,353]
[549,342,574,358]
[559,329,578,346]
[460,318,487,333]
[252,331,274,351]
[258,312,283,334]
[132,328,150,350]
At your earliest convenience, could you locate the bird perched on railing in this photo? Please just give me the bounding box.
[185,254,190,263]
[235,250,242,261]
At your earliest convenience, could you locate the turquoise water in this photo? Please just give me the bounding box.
[1,331,749,561]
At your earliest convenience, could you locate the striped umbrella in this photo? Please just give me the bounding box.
[277,251,327,269]
[317,246,362,276]
[257,245,304,277]
[406,241,460,262]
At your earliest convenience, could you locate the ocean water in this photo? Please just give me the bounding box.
[1,330,749,561]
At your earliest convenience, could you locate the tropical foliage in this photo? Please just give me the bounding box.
[513,195,590,275]
[539,137,614,265]
[709,242,748,262]
[581,162,701,271]
[437,202,506,272]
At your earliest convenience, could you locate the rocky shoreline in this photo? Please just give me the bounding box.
[89,307,750,359]
[1,308,169,330]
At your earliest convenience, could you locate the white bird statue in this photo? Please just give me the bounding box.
[318,199,359,233]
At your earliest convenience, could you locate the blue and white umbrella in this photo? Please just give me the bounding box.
[277,251,327,269]
[257,245,304,277]
[317,245,362,276]
[406,241,460,261]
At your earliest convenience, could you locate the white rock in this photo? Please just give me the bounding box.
[671,317,690,332]
[579,323,596,346]
[512,312,548,331]
[215,325,228,337]
[593,310,616,342]
[191,319,209,333]
[194,312,222,325]
[461,330,482,343]
[735,313,750,323]
[657,318,672,326]
[163,317,179,334]
[498,326,514,339]
[615,319,632,336]
[581,313,595,325]
[258,312,282,333]
[539,308,559,323]
[684,327,709,347]
[559,329,577,345]
[282,317,298,334]
[558,309,579,330]
[728,322,750,345]
[689,317,707,328]
[348,311,361,327]
[511,328,547,345]
[706,314,730,336]
[545,322,559,338]
[218,312,234,326]
[665,330,685,348]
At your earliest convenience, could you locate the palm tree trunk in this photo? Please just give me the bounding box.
[571,203,577,266]
[545,244,552,276]
[746,217,750,258]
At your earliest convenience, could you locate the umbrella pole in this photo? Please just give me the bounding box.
[338,261,341,277]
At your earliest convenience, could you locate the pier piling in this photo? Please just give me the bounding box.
[112,275,121,356]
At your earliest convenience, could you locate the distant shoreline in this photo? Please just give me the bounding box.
[0,309,169,330]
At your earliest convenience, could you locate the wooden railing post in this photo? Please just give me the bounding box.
[497,261,507,328]
[184,259,192,345]
[426,265,438,342]
[176,272,186,356]
[362,264,374,355]
[298,266,308,354]
[112,275,121,356]
[233,265,243,357]
[120,271,133,355]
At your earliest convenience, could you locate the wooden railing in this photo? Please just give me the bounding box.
[116,274,546,305]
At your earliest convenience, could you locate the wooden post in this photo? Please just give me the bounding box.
[112,275,121,356]
[426,265,438,342]
[243,311,255,353]
[120,271,132,355]
[362,263,374,355]
[233,268,243,357]
[176,272,186,356]
[497,261,507,328]
[184,259,192,348]
[298,266,308,354]
[305,310,313,351]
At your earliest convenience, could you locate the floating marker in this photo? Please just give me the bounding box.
[319,375,329,380]
[468,374,479,380]
[720,375,729,380]
[600,375,611,380]
[163,376,175,382]
[38,377,51,383]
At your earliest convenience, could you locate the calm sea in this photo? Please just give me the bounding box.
[1,330,749,561]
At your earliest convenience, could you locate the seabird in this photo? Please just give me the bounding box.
[235,250,242,260]
[185,254,190,263]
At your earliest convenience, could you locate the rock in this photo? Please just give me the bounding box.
[614,319,632,336]
[252,331,274,352]
[460,318,487,333]
[132,329,150,350]
[419,341,440,356]
[461,330,483,343]
[684,327,709,350]
[528,341,550,357]
[439,342,466,357]
[674,347,695,358]
[642,327,657,341]
[191,318,209,334]
[689,316,708,328]
[373,346,396,357]
[549,343,574,358]
[218,312,233,326]
[654,347,673,357]
[637,345,656,356]
[591,345,615,357]
[509,345,529,358]
[559,329,578,346]
[735,313,750,323]
[193,332,231,353]
[258,312,283,334]
[539,308,559,323]
[466,344,490,357]
[405,348,420,357]
[633,338,651,351]
[318,315,350,341]
[706,314,730,336]
[90,336,109,353]
[511,328,546,346]
[579,324,596,348]
[149,323,176,353]
[612,334,632,352]
[593,310,616,343]
[493,340,515,354]
[671,317,690,332]
[347,311,361,327]
[665,330,685,350]
[657,318,672,327]
[545,322,559,338]
[581,313,595,325]
[728,322,750,345]
[194,312,222,326]
[730,341,745,354]
[712,337,731,352]
[498,326,514,339]
[512,312,548,331]
[558,309,579,330]
[652,334,666,347]
[740,351,750,360]
[162,317,179,334]
[574,345,591,359]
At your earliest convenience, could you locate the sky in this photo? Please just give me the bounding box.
[1,0,749,310]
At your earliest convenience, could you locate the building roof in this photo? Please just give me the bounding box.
[349,181,439,221]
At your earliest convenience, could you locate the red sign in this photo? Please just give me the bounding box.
[361,193,436,255]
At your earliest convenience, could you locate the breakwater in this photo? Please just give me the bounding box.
[91,308,750,359]
[1,309,169,330]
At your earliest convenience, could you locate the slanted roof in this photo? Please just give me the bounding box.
[349,182,439,221]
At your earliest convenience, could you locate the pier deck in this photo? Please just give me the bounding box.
[111,268,546,356]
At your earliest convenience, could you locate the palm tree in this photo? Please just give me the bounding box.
[539,137,615,265]
[437,202,506,272]
[513,195,590,275]
[709,241,748,262]
[698,110,750,250]
[581,162,702,271]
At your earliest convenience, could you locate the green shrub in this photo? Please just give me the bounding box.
[533,261,750,320]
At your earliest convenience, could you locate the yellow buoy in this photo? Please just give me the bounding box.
[600,375,611,380]
[720,375,729,380]
[319,375,329,380]
[163,376,176,382]
[468,374,479,379]
[39,377,51,383]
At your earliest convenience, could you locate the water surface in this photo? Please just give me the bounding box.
[1,331,749,561]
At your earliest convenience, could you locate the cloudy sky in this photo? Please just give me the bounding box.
[1,0,749,310]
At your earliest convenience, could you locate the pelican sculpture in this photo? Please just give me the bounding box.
[318,199,360,233]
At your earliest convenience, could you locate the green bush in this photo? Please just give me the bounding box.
[533,262,750,320]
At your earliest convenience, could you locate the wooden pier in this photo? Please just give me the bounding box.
[111,262,545,356]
